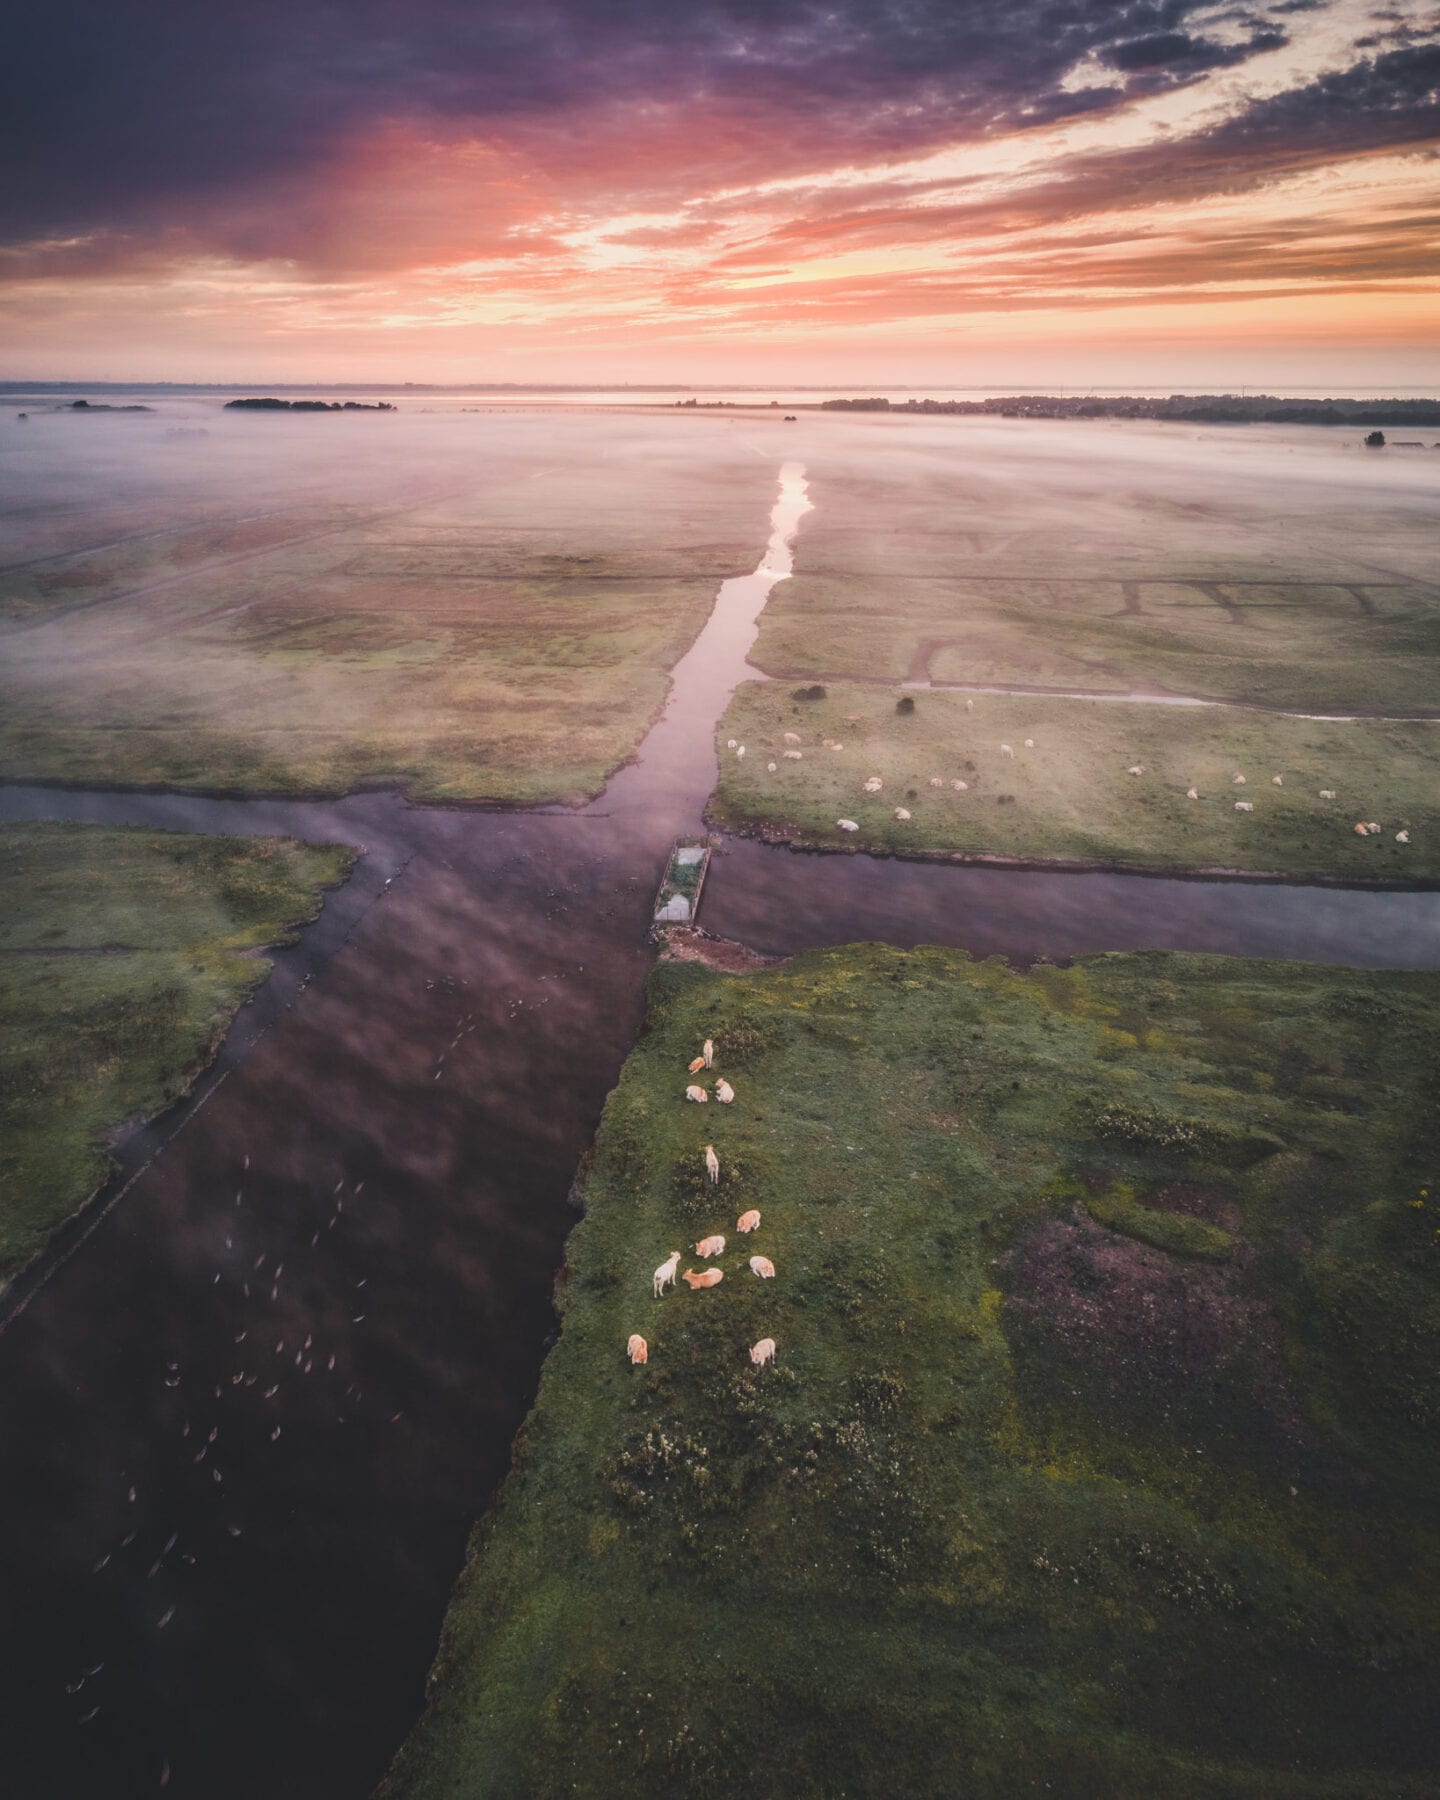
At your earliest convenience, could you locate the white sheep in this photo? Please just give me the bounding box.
[1397,830,1411,843]
[714,1078,734,1104]
[1000,743,1014,758]
[929,777,943,787]
[837,819,858,832]
[694,1234,726,1259]
[703,1039,714,1068]
[685,1084,709,1103]
[727,738,737,749]
[831,742,843,751]
[1128,764,1144,776]
[736,745,746,760]
[783,731,801,744]
[784,749,803,760]
[627,1334,648,1366]
[894,807,911,821]
[653,1252,681,1298]
[737,1210,761,1233]
[1319,789,1336,799]
[952,779,968,791]
[863,776,883,793]
[767,760,777,773]
[704,1145,720,1184]
[1186,787,1199,800]
[1233,773,1246,785]
[750,1338,776,1367]
[965,698,973,711]
[1023,738,1035,749]
[749,1256,776,1279]
[1235,801,1254,813]
[1271,774,1283,786]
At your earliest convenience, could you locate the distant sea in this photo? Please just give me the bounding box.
[2,381,1436,410]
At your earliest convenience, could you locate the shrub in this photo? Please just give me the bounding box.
[895,695,915,715]
[792,684,827,701]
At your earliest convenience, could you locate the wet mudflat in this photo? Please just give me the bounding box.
[0,456,1438,1797]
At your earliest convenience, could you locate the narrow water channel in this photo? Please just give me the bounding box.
[0,460,1436,1798]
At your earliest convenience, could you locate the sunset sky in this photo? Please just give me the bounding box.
[4,0,1437,385]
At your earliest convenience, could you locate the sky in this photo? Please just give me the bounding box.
[3,0,1437,386]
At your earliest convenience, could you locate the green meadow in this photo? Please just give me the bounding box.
[0,821,353,1283]
[387,943,1440,1799]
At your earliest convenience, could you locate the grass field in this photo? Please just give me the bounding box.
[749,416,1440,715]
[709,681,1440,879]
[385,942,1440,1799]
[0,412,777,802]
[0,821,354,1283]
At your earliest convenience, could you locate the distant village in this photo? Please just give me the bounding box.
[820,393,1440,431]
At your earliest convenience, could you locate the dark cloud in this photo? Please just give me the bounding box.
[1106,27,1287,72]
[0,0,1288,244]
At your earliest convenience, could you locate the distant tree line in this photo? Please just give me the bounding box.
[224,398,396,412]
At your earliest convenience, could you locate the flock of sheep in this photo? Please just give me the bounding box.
[625,1036,778,1373]
[732,718,1414,847]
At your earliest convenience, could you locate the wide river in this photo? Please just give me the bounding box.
[1,465,1437,1798]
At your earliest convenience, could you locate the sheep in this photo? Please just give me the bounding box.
[688,1055,706,1073]
[784,749,803,760]
[750,1337,776,1367]
[929,777,943,787]
[1319,789,1336,799]
[714,1078,735,1104]
[1397,830,1411,843]
[737,1209,761,1233]
[694,1234,726,1259]
[685,1084,709,1103]
[965,698,973,711]
[1186,787,1199,800]
[1235,801,1254,813]
[683,1268,724,1290]
[952,779,968,791]
[894,807,911,821]
[1366,821,1382,834]
[767,761,777,773]
[837,819,859,832]
[1353,822,1369,836]
[1271,774,1283,786]
[822,738,836,748]
[704,1144,720,1184]
[1000,743,1014,758]
[831,742,843,751]
[863,776,883,793]
[727,739,737,749]
[1128,764,1144,776]
[703,1039,714,1068]
[1024,738,1035,749]
[783,731,801,744]
[749,1256,776,1279]
[627,1334,648,1365]
[736,745,746,760]
[1233,773,1246,785]
[653,1252,681,1298]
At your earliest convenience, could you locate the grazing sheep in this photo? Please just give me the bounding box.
[1233,773,1246,785]
[784,749,803,760]
[831,742,843,751]
[783,731,801,744]
[737,1209,761,1233]
[683,1268,724,1290]
[627,1334,648,1365]
[1397,830,1411,843]
[822,738,836,748]
[1271,774,1283,786]
[727,738,737,749]
[694,1234,726,1259]
[685,1084,709,1103]
[714,1077,734,1104]
[750,1337,776,1367]
[894,807,911,821]
[749,1256,776,1280]
[736,745,746,759]
[705,1145,720,1184]
[653,1252,681,1298]
[837,819,859,832]
[1001,743,1014,758]
[965,698,973,711]
[1128,764,1144,776]
[929,777,943,787]
[767,760,777,772]
[1024,738,1035,749]
[1320,789,1336,799]
[1186,787,1199,800]
[952,779,968,791]
[863,776,883,792]
[703,1039,714,1067]
[1235,801,1254,812]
